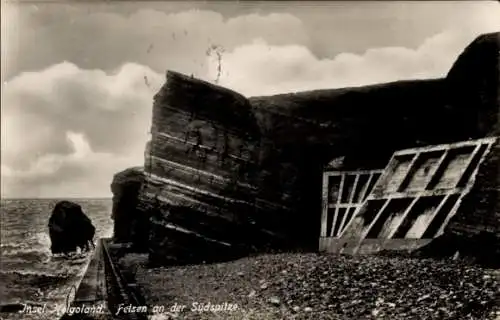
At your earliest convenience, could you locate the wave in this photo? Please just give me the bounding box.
[1,232,96,263]
[0,271,70,306]
[1,232,51,248]
[0,269,66,277]
[0,267,87,279]
[1,246,90,260]
[0,269,73,289]
[1,247,50,259]
[1,252,91,281]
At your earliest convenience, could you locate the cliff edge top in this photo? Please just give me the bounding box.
[250,32,500,107]
[163,70,249,105]
[166,32,500,101]
[148,32,499,136]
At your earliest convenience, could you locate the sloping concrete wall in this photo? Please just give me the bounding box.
[320,137,498,255]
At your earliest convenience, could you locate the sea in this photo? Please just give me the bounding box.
[0,198,113,320]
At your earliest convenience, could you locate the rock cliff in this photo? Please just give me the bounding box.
[110,32,500,265]
[110,167,147,250]
[437,32,500,266]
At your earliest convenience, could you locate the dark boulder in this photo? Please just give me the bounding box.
[48,201,96,255]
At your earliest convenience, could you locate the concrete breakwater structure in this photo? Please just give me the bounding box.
[320,137,499,260]
[109,32,499,267]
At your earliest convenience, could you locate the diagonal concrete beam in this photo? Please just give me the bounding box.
[424,149,449,190]
[320,173,330,237]
[349,174,361,204]
[338,207,357,236]
[333,174,362,237]
[396,152,421,192]
[359,173,375,201]
[455,143,483,188]
[360,198,391,241]
[437,141,495,236]
[435,194,466,237]
[338,206,361,239]
[329,174,346,237]
[387,197,419,239]
[413,194,450,239]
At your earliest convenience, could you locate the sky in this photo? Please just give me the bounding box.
[1,1,499,198]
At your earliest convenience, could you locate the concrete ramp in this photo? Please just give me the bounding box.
[320,137,497,254]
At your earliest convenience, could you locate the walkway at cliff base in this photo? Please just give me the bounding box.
[60,238,147,320]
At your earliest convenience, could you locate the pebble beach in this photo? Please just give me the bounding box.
[114,252,500,320]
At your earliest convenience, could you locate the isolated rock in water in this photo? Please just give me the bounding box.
[48,201,95,254]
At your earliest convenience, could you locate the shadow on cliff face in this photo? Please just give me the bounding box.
[110,167,148,251]
[48,201,96,255]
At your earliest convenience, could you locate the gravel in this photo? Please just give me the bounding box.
[120,252,499,320]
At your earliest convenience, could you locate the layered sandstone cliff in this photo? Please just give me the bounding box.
[111,32,500,265]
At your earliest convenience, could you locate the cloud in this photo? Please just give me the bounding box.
[203,2,500,96]
[1,62,163,198]
[1,9,312,198]
[1,4,499,198]
[208,27,500,96]
[5,2,499,80]
[1,131,146,198]
[3,8,309,80]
